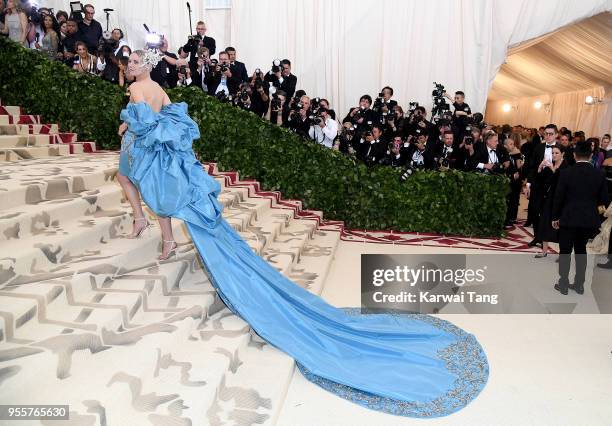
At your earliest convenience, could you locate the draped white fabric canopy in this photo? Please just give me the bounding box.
[485,12,611,135]
[45,0,611,133]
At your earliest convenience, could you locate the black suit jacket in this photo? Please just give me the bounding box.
[468,145,509,170]
[553,162,609,229]
[230,61,249,83]
[528,142,556,184]
[208,74,241,96]
[183,36,216,71]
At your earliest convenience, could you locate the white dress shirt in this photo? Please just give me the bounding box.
[308,117,338,148]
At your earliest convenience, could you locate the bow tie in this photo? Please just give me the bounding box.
[545,144,554,149]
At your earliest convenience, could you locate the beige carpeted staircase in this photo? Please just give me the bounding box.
[0,102,341,425]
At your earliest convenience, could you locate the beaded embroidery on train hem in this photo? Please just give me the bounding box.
[296,308,489,418]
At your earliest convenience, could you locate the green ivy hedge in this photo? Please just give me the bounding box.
[0,37,508,236]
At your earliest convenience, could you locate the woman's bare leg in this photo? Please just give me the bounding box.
[158,217,176,259]
[117,172,148,237]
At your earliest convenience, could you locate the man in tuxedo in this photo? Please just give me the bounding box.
[552,141,610,294]
[404,133,434,170]
[357,125,387,165]
[525,124,558,247]
[277,60,298,101]
[343,95,380,134]
[433,131,463,170]
[183,21,216,76]
[225,46,248,83]
[468,131,508,173]
[207,51,240,96]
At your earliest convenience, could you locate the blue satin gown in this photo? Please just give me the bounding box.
[120,102,489,418]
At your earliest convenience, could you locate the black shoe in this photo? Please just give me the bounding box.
[568,284,584,295]
[596,259,612,269]
[554,283,568,295]
[527,239,540,247]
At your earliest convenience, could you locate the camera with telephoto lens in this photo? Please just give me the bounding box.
[400,165,417,182]
[215,91,233,103]
[309,112,325,126]
[440,158,450,168]
[271,93,283,110]
[291,98,303,112]
[178,65,188,75]
[373,92,391,113]
[408,102,419,113]
[188,34,202,44]
[219,64,229,73]
[98,37,119,56]
[343,125,356,140]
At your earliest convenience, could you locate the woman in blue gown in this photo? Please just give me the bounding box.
[119,49,489,418]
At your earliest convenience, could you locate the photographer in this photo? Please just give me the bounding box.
[380,139,406,167]
[176,62,194,87]
[61,19,81,66]
[190,46,212,92]
[233,82,255,112]
[404,133,434,170]
[308,107,338,148]
[97,28,128,84]
[183,21,216,75]
[77,4,102,55]
[373,86,398,117]
[356,124,386,165]
[266,90,287,126]
[335,123,358,154]
[343,95,379,133]
[265,59,297,103]
[226,46,248,83]
[433,131,463,170]
[403,105,432,139]
[248,71,270,117]
[208,50,240,96]
[469,131,509,174]
[444,90,471,136]
[285,95,311,138]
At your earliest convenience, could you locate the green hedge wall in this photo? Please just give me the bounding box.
[0,37,509,236]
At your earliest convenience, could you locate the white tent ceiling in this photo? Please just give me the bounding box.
[488,12,612,101]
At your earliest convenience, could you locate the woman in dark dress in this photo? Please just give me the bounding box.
[535,145,567,258]
[504,135,525,227]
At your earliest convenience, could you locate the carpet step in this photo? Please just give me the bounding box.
[0,123,60,136]
[0,134,61,148]
[0,183,125,242]
[0,153,119,211]
[0,144,70,161]
[0,114,41,125]
[68,141,97,154]
[0,106,22,115]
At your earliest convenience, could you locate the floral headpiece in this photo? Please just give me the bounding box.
[142,48,163,70]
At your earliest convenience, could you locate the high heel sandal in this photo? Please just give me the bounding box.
[128,217,151,239]
[158,240,178,261]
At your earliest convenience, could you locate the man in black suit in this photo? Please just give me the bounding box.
[183,21,216,76]
[78,4,102,54]
[277,60,298,101]
[552,141,610,294]
[225,46,248,83]
[525,124,558,247]
[207,51,240,96]
[468,131,509,173]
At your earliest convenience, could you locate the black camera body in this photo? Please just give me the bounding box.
[219,64,229,73]
[271,94,283,110]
